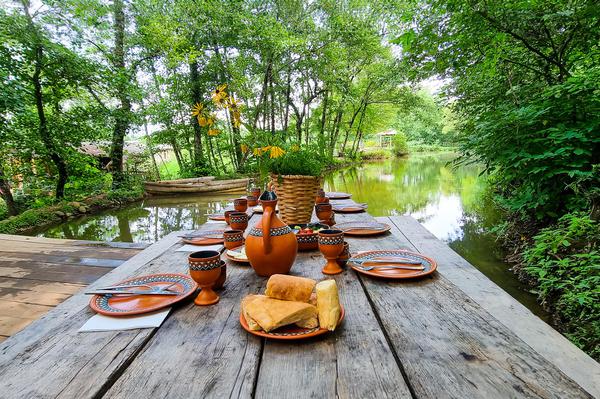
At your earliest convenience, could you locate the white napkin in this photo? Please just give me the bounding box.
[176,244,223,252]
[79,308,171,332]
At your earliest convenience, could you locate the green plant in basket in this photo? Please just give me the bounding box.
[269,147,324,177]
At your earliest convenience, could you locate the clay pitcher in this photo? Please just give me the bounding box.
[245,190,297,276]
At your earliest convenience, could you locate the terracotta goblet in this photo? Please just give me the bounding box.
[223,229,244,250]
[229,212,248,231]
[315,203,333,221]
[337,241,350,267]
[224,210,235,225]
[214,260,227,290]
[247,195,258,207]
[315,189,329,204]
[188,250,222,305]
[318,229,345,275]
[234,198,248,212]
[250,187,261,199]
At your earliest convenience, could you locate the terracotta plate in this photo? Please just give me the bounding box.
[181,230,225,245]
[349,250,437,279]
[333,205,367,213]
[333,221,391,236]
[224,246,250,264]
[89,273,198,316]
[240,305,345,340]
[326,191,352,200]
[208,214,226,221]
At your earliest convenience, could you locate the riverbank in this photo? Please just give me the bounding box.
[0,188,145,235]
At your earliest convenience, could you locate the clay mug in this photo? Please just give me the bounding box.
[315,189,329,204]
[318,229,345,275]
[224,210,235,225]
[188,250,222,305]
[214,260,227,290]
[234,198,248,212]
[337,241,350,267]
[223,229,244,250]
[229,212,248,231]
[247,195,258,207]
[315,203,333,221]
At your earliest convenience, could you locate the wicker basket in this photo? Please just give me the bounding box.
[270,174,322,225]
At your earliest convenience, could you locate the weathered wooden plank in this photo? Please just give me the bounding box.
[0,277,84,295]
[0,241,138,260]
[0,262,111,285]
[0,300,54,319]
[333,210,591,398]
[0,287,72,307]
[0,233,148,249]
[382,215,600,398]
[0,316,33,336]
[0,231,186,399]
[0,251,126,268]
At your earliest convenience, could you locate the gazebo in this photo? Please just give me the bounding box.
[375,130,397,147]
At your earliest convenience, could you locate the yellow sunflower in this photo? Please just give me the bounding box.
[240,144,248,154]
[269,146,285,158]
[191,102,204,117]
[208,128,220,136]
[198,116,208,127]
[211,83,228,106]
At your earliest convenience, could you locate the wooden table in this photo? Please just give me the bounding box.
[0,203,597,399]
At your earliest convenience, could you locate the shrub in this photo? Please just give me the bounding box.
[360,149,390,160]
[392,133,409,156]
[522,212,600,360]
[268,148,324,177]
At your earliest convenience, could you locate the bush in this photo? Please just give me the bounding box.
[392,133,409,156]
[360,148,390,160]
[269,148,324,177]
[522,212,600,360]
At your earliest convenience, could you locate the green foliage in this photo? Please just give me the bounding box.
[523,213,600,359]
[361,148,391,160]
[269,148,324,177]
[392,133,409,156]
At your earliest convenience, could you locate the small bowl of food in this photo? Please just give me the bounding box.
[289,222,329,251]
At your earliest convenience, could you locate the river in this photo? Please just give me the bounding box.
[29,152,547,319]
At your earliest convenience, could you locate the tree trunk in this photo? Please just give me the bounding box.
[0,165,18,216]
[110,0,131,189]
[283,67,291,132]
[189,60,207,172]
[319,90,329,156]
[329,109,343,158]
[22,1,68,198]
[350,104,368,156]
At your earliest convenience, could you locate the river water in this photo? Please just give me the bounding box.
[30,152,547,318]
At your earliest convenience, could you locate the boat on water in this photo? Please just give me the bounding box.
[144,177,249,195]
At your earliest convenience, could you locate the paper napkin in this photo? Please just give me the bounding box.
[176,244,223,252]
[79,308,171,332]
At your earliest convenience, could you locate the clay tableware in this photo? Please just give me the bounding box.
[348,250,437,279]
[247,195,258,207]
[250,187,261,199]
[318,229,345,275]
[315,188,329,204]
[333,221,391,236]
[224,210,235,225]
[188,250,222,305]
[315,203,333,221]
[89,274,197,316]
[234,198,248,212]
[326,191,352,200]
[180,230,225,246]
[223,229,244,250]
[229,212,248,231]
[245,189,298,276]
[337,241,350,267]
[289,222,329,251]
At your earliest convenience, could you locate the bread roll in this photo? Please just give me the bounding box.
[316,280,341,331]
[245,296,317,332]
[296,316,319,329]
[242,295,265,331]
[265,274,316,303]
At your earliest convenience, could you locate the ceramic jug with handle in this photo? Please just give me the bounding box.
[245,189,297,276]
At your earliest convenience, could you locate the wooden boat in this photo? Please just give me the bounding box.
[144,177,249,195]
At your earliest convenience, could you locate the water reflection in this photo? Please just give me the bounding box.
[32,194,236,243]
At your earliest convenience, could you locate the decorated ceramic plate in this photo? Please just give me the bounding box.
[326,191,352,200]
[333,204,367,213]
[333,221,391,236]
[208,214,226,221]
[224,245,250,264]
[240,305,345,340]
[181,230,225,245]
[89,273,198,316]
[349,250,437,279]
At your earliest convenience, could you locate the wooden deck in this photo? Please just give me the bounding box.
[0,234,146,342]
[0,207,598,398]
